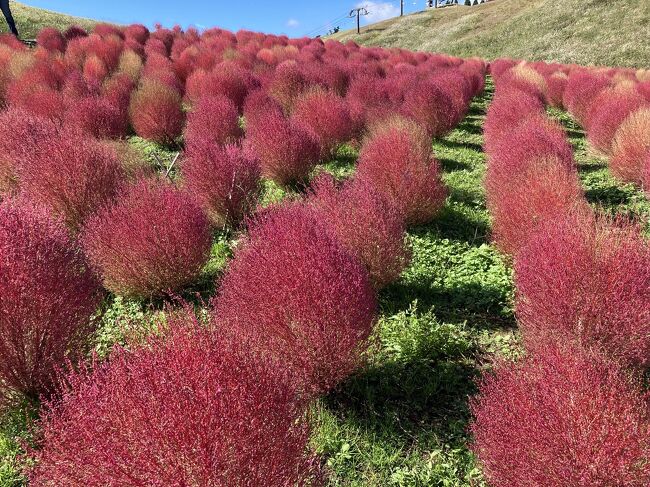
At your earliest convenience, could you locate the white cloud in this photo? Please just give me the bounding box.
[286,18,300,28]
[356,1,400,24]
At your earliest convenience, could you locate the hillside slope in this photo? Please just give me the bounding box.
[330,0,650,68]
[0,2,97,39]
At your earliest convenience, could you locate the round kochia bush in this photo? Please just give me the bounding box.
[483,89,544,155]
[30,313,316,486]
[292,89,355,158]
[308,174,410,289]
[563,70,611,126]
[470,345,650,487]
[514,210,650,370]
[355,118,447,226]
[610,107,650,183]
[401,79,458,138]
[181,142,261,228]
[585,90,647,155]
[0,108,62,195]
[18,133,125,232]
[184,95,243,149]
[129,78,185,145]
[0,200,100,403]
[246,108,320,186]
[82,179,212,298]
[486,155,586,256]
[213,203,377,396]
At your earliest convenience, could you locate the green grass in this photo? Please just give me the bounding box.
[331,0,650,68]
[1,2,98,39]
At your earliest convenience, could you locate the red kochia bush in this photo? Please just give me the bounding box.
[487,155,586,256]
[485,115,574,183]
[514,211,650,369]
[470,345,650,487]
[355,118,447,226]
[610,107,650,183]
[545,71,568,108]
[184,95,243,149]
[400,79,458,138]
[213,204,377,396]
[585,90,647,155]
[0,108,61,195]
[82,179,212,298]
[246,109,320,186]
[563,70,611,125]
[0,200,100,403]
[18,134,125,231]
[30,314,315,486]
[483,89,544,155]
[185,65,249,110]
[129,78,185,145]
[181,143,261,227]
[292,89,355,158]
[308,174,410,289]
[36,28,66,53]
[64,95,128,139]
[242,89,283,126]
[124,23,150,44]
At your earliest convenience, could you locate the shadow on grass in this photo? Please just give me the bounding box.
[438,156,473,172]
[455,120,483,136]
[432,203,490,243]
[437,138,483,154]
[577,162,608,173]
[326,356,478,446]
[584,186,637,207]
[382,279,514,332]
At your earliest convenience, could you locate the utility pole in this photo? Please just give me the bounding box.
[401,0,404,16]
[349,7,369,34]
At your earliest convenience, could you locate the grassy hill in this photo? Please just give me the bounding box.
[330,0,650,68]
[0,1,97,39]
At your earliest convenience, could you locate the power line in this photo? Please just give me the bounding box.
[303,12,352,37]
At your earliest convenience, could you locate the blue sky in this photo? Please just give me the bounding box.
[23,1,433,37]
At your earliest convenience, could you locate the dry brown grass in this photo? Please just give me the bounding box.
[331,0,650,68]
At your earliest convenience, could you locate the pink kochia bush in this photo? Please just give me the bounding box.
[610,107,650,183]
[0,200,100,403]
[484,118,582,255]
[308,174,410,289]
[585,90,647,155]
[64,95,129,139]
[486,155,585,256]
[82,179,212,298]
[181,143,261,227]
[292,89,355,158]
[18,133,125,232]
[401,79,458,138]
[213,204,377,396]
[184,95,243,149]
[355,118,447,226]
[482,89,544,155]
[514,210,650,370]
[30,314,316,486]
[129,78,185,145]
[0,108,62,195]
[563,70,611,125]
[246,108,320,186]
[470,345,650,487]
